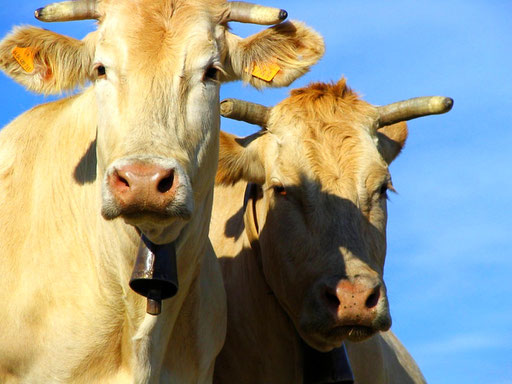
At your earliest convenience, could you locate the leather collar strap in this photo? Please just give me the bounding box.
[243,182,262,256]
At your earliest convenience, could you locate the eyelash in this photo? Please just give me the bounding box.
[379,181,396,199]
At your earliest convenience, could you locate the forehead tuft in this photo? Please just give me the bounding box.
[271,78,379,148]
[270,79,384,188]
[278,78,375,123]
[290,78,357,100]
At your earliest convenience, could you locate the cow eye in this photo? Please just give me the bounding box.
[204,65,219,81]
[379,183,388,197]
[94,64,107,80]
[273,185,287,197]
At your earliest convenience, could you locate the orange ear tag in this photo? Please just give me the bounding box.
[247,62,281,82]
[12,47,36,73]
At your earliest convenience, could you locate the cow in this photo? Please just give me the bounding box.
[210,78,452,383]
[0,0,325,382]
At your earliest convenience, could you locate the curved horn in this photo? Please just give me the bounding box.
[377,96,453,127]
[227,1,287,25]
[35,0,99,22]
[220,98,271,127]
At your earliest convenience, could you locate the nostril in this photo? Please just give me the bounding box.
[365,287,380,309]
[118,175,129,187]
[157,171,174,194]
[112,170,130,190]
[324,289,340,309]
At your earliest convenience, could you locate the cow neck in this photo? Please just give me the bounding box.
[242,183,354,384]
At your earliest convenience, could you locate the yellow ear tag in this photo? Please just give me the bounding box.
[12,47,36,73]
[247,62,281,82]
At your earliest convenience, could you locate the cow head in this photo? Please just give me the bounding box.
[217,78,452,351]
[0,0,324,244]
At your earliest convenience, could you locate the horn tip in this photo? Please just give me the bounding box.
[443,97,454,112]
[34,7,44,20]
[278,9,288,21]
[220,99,234,117]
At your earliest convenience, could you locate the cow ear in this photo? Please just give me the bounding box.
[216,130,267,185]
[0,26,95,95]
[376,122,408,164]
[223,20,324,89]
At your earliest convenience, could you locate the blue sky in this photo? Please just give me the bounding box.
[1,1,511,383]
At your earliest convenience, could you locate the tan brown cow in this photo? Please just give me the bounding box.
[210,79,451,383]
[0,0,324,382]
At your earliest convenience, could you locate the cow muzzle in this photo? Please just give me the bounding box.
[301,275,391,349]
[101,157,194,228]
[322,276,391,341]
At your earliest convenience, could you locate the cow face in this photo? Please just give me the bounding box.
[217,79,409,351]
[0,0,324,244]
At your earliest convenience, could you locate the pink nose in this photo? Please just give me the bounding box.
[108,163,177,215]
[324,277,383,327]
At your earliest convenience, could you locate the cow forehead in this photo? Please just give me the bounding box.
[266,84,386,194]
[269,126,387,196]
[97,0,224,66]
[100,0,225,25]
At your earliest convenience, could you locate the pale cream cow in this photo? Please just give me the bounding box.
[0,1,324,382]
[210,79,451,383]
